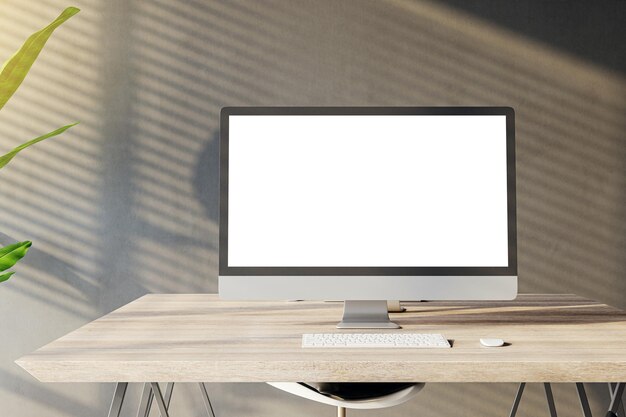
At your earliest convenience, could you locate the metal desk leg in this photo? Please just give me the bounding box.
[163,383,175,410]
[137,382,174,417]
[509,383,526,417]
[137,383,153,417]
[199,383,216,417]
[108,382,128,417]
[544,383,558,417]
[151,383,171,417]
[576,383,593,417]
[609,383,625,417]
[607,383,625,417]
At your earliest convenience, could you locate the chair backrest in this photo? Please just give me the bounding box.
[267,382,425,410]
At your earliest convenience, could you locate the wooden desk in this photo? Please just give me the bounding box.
[16,294,626,383]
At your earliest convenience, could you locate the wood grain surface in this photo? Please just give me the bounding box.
[16,294,626,383]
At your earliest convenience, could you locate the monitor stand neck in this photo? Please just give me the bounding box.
[336,300,401,329]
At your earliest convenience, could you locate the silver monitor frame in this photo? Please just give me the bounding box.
[218,107,518,328]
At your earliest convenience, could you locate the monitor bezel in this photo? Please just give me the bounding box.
[219,106,516,276]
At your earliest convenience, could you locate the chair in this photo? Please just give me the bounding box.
[268,382,424,417]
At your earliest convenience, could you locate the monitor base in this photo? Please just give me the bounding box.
[336,300,401,329]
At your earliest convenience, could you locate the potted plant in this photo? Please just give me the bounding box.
[0,7,80,282]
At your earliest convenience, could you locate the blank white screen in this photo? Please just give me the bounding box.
[228,115,509,267]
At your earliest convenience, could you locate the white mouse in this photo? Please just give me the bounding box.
[480,338,505,347]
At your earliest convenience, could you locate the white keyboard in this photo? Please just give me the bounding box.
[302,333,451,348]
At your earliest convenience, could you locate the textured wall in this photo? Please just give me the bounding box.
[0,1,624,416]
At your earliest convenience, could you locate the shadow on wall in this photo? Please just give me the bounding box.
[436,0,626,74]
[0,232,99,317]
[194,131,220,224]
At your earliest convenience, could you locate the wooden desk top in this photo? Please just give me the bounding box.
[16,294,626,383]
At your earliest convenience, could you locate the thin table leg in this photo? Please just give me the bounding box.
[137,383,174,417]
[607,383,625,417]
[509,383,526,417]
[608,383,625,417]
[544,383,558,417]
[137,383,153,417]
[199,382,216,417]
[163,382,175,410]
[108,382,128,417]
[576,383,593,417]
[151,383,171,417]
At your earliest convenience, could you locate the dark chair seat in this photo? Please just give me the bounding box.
[303,382,418,401]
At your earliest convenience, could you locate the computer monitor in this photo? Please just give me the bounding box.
[219,107,517,328]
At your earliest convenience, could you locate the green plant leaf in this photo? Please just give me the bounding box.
[0,241,30,257]
[0,6,80,110]
[0,123,78,170]
[0,241,31,272]
[0,271,15,283]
